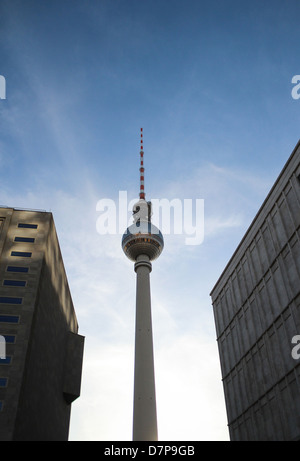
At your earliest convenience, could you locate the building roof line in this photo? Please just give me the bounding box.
[210,138,300,298]
[0,206,48,213]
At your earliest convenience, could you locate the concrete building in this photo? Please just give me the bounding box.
[211,140,300,441]
[122,129,164,441]
[0,207,84,441]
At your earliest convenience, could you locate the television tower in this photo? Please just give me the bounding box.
[122,128,164,441]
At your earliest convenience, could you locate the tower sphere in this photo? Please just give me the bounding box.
[122,128,163,441]
[122,221,164,262]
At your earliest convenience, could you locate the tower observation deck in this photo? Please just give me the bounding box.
[122,129,163,441]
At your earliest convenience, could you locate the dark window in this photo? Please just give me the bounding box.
[3,280,26,287]
[14,237,35,243]
[17,223,38,229]
[11,251,32,258]
[6,266,29,273]
[3,335,15,344]
[0,378,7,387]
[0,315,19,324]
[0,357,11,365]
[0,297,22,305]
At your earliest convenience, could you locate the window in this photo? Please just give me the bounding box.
[0,357,11,365]
[0,378,7,387]
[14,237,35,243]
[3,335,15,344]
[11,251,32,258]
[17,223,38,229]
[0,315,19,324]
[0,297,22,305]
[3,280,26,287]
[6,266,29,273]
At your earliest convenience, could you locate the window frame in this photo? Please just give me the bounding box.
[6,266,29,273]
[0,315,20,324]
[0,297,23,305]
[11,251,32,258]
[0,378,8,388]
[17,223,38,229]
[0,356,11,365]
[3,280,27,287]
[14,237,35,243]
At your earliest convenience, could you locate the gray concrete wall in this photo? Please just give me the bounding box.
[211,141,300,440]
[0,209,46,440]
[0,209,84,441]
[13,213,84,440]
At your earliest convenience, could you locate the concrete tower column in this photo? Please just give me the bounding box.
[133,254,157,441]
[122,129,163,441]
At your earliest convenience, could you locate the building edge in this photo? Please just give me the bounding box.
[210,139,300,299]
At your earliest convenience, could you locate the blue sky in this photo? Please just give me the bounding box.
[1,0,300,441]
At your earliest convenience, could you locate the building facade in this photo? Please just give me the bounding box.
[0,208,84,441]
[211,141,300,441]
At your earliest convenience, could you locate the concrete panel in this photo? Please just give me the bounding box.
[63,331,85,404]
[211,141,300,440]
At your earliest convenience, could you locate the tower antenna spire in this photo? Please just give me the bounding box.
[122,129,164,441]
[139,128,145,200]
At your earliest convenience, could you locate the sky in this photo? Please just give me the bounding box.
[0,0,300,441]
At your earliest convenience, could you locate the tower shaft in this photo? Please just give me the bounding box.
[122,129,163,441]
[133,254,158,441]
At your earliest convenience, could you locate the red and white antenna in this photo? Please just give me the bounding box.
[139,128,145,200]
